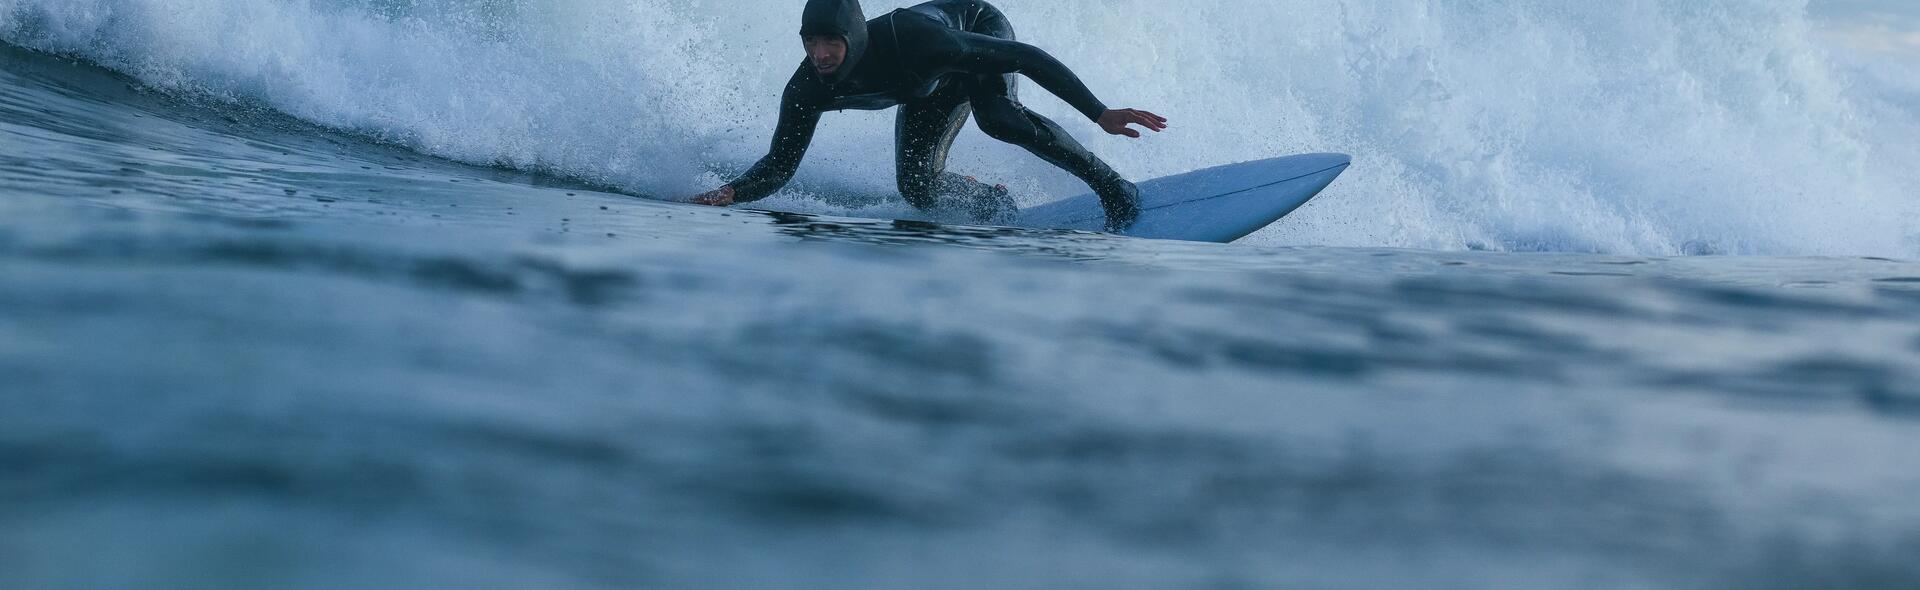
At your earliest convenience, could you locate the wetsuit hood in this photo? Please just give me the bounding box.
[800,0,868,86]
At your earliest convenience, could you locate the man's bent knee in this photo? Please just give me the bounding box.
[976,117,1039,145]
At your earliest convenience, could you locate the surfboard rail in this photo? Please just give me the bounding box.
[1016,153,1352,242]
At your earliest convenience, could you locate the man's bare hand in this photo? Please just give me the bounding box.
[691,185,736,206]
[1098,108,1168,138]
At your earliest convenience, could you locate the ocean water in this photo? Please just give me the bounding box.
[4,1,1920,588]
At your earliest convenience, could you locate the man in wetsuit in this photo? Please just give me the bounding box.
[689,0,1167,232]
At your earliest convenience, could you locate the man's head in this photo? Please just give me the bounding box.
[799,0,867,84]
[803,35,848,77]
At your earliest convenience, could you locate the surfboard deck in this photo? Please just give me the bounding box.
[1014,153,1351,243]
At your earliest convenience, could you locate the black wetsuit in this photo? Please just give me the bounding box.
[730,0,1140,230]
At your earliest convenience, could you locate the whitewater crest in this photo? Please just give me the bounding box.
[2,0,1914,256]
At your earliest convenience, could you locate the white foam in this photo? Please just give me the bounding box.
[3,0,1914,255]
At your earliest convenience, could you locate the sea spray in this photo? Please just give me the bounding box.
[3,0,1913,255]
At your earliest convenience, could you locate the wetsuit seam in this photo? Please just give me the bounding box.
[890,11,902,56]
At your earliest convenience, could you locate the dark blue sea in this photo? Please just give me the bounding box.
[5,1,1920,588]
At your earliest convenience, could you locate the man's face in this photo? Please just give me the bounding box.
[803,35,848,76]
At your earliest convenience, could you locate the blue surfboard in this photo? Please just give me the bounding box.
[731,153,1350,243]
[1014,153,1351,243]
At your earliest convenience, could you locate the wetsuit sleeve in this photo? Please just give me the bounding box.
[940,33,1109,122]
[730,71,825,203]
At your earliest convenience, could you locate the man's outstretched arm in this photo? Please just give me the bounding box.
[943,33,1168,136]
[694,78,824,206]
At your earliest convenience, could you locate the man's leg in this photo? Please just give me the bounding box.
[968,75,1141,232]
[959,1,1139,231]
[895,84,1018,222]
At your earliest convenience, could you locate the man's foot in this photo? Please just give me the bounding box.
[959,176,1019,224]
[1096,179,1141,233]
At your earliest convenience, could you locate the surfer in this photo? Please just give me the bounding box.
[688,0,1167,232]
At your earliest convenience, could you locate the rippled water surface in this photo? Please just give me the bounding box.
[5,45,1920,589]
